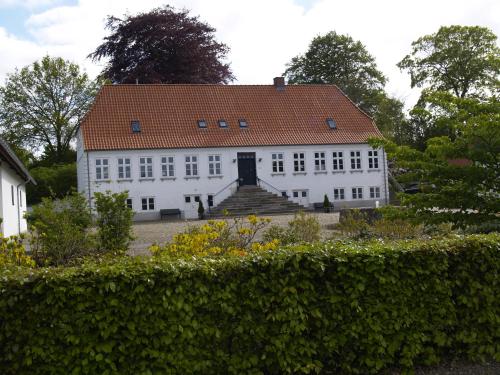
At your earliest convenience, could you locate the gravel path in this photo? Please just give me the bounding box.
[128,212,339,256]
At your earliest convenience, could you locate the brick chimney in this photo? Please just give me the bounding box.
[273,77,285,91]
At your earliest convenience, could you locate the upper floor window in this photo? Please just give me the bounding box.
[314,152,326,171]
[350,151,362,170]
[161,156,175,177]
[293,152,305,172]
[197,120,207,128]
[185,155,198,177]
[352,187,363,200]
[139,157,153,178]
[96,158,109,180]
[131,120,141,133]
[218,120,228,128]
[368,150,379,169]
[272,153,284,173]
[332,151,344,171]
[239,119,248,128]
[118,157,131,179]
[208,155,222,176]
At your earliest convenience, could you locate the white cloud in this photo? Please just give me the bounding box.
[0,0,62,9]
[1,0,499,108]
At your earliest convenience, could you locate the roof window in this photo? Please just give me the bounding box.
[131,120,141,133]
[238,119,248,128]
[197,120,207,128]
[218,119,228,128]
[326,118,337,129]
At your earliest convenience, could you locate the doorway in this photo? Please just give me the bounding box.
[237,152,257,186]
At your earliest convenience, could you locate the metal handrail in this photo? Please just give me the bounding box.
[209,178,239,212]
[257,177,287,198]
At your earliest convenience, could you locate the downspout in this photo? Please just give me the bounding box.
[86,151,91,207]
[16,178,29,235]
[382,148,388,205]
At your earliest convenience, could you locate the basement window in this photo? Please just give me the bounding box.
[131,120,141,133]
[197,120,207,128]
[218,119,228,128]
[326,118,337,129]
[238,119,248,128]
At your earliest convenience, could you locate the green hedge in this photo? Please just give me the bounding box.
[0,234,499,374]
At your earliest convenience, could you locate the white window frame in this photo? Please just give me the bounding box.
[293,152,306,172]
[368,150,379,169]
[117,157,131,179]
[314,151,326,172]
[141,197,155,211]
[161,156,175,178]
[185,155,199,177]
[352,187,363,200]
[350,151,362,170]
[369,186,381,199]
[333,188,345,200]
[271,153,284,173]
[332,151,344,171]
[95,158,109,180]
[139,157,153,178]
[208,154,222,176]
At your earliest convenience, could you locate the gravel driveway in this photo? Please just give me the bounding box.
[129,212,339,256]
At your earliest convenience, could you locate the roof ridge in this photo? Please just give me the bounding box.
[102,83,342,87]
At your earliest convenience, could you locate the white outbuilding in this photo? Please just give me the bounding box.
[0,138,36,236]
[77,78,389,220]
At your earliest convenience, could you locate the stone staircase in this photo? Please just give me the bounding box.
[207,185,308,218]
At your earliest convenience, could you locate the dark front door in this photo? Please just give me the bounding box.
[237,152,257,186]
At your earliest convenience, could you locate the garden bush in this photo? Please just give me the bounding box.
[0,234,498,374]
[263,211,321,245]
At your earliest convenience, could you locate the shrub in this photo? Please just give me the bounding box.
[94,191,134,254]
[198,200,205,219]
[150,215,277,258]
[372,217,424,239]
[0,235,34,268]
[0,234,498,374]
[336,209,371,238]
[323,194,331,212]
[264,212,321,245]
[27,193,94,266]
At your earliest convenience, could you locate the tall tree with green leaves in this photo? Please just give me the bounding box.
[284,31,405,139]
[372,93,500,229]
[398,25,500,99]
[0,56,101,163]
[89,6,233,84]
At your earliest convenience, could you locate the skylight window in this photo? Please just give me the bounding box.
[326,118,337,129]
[218,119,228,128]
[131,120,141,133]
[238,119,248,128]
[197,120,207,128]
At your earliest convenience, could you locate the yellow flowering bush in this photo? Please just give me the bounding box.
[0,234,35,268]
[150,215,278,258]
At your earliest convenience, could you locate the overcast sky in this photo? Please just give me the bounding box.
[0,0,499,109]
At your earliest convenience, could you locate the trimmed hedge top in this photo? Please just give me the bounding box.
[1,234,499,374]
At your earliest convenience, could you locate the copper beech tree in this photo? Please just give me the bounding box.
[90,6,234,84]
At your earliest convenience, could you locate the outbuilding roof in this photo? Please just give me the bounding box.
[80,83,383,151]
[0,138,36,185]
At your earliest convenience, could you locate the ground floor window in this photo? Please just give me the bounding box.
[141,197,155,211]
[126,198,133,209]
[352,187,363,200]
[369,186,381,199]
[333,188,345,200]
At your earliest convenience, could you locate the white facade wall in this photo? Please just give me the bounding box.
[78,143,388,220]
[0,163,28,236]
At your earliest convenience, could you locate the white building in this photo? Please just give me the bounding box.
[0,138,36,236]
[77,78,388,220]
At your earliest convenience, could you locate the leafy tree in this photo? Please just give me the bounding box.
[284,31,405,139]
[27,163,77,205]
[0,56,101,163]
[371,94,500,229]
[398,25,500,99]
[90,6,233,84]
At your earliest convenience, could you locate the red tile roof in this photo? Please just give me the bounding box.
[80,84,383,151]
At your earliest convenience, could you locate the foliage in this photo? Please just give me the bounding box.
[27,193,94,266]
[0,234,498,374]
[263,212,321,245]
[90,5,233,84]
[94,191,134,254]
[0,56,101,161]
[284,31,405,140]
[370,95,500,229]
[323,194,331,212]
[398,25,500,99]
[0,235,34,268]
[336,209,372,238]
[198,200,205,219]
[26,163,76,204]
[150,215,277,258]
